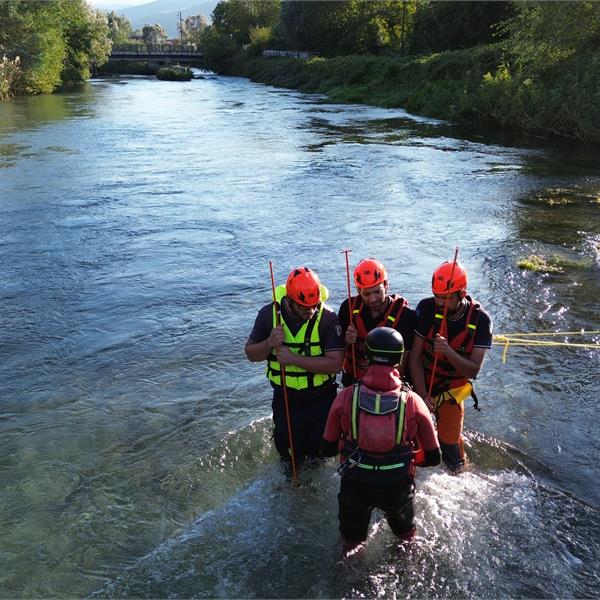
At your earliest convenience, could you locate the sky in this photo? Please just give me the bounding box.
[88,0,149,9]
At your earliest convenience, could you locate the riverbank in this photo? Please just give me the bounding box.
[221,44,600,146]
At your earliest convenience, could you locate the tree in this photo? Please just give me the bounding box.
[180,14,209,45]
[59,0,111,83]
[211,0,280,46]
[279,1,348,55]
[409,1,513,54]
[0,0,112,97]
[142,23,168,46]
[246,24,272,57]
[200,25,239,71]
[279,0,416,56]
[107,11,132,45]
[504,1,600,71]
[0,0,66,94]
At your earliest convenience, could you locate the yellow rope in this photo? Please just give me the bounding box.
[496,330,600,337]
[493,331,600,364]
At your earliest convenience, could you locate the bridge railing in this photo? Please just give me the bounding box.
[111,44,201,55]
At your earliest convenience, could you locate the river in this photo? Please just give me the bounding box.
[0,74,599,599]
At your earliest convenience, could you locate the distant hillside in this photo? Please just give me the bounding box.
[116,0,218,38]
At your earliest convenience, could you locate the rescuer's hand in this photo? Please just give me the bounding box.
[267,325,284,349]
[433,333,450,355]
[275,345,297,367]
[345,324,357,345]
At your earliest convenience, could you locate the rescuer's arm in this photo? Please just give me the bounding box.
[320,391,345,457]
[244,324,284,362]
[413,393,441,467]
[409,335,432,409]
[431,335,488,379]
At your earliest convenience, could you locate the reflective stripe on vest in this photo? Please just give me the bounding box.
[266,284,333,390]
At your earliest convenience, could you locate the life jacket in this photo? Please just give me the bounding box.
[342,295,408,380]
[266,284,335,390]
[340,383,415,484]
[423,296,481,396]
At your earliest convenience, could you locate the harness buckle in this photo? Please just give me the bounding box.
[337,448,361,476]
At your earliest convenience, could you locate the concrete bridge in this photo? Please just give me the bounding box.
[108,44,204,67]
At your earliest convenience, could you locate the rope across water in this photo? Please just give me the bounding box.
[493,330,600,363]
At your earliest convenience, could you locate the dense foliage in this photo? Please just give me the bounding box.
[1,0,598,144]
[142,23,168,46]
[198,0,600,145]
[0,0,110,99]
[106,11,132,45]
[156,65,193,81]
[408,1,513,53]
[179,14,209,46]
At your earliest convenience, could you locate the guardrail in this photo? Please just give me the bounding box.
[111,44,202,55]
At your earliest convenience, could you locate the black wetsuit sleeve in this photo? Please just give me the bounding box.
[320,438,339,458]
[338,299,349,336]
[422,448,441,467]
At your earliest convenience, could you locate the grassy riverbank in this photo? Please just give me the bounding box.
[224,45,600,146]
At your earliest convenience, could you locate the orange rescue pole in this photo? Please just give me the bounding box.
[269,260,299,486]
[427,246,460,399]
[342,249,356,381]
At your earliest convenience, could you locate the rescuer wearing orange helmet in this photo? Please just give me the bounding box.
[245,267,344,466]
[338,258,417,387]
[409,260,493,473]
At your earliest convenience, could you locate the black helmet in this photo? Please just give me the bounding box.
[365,327,404,367]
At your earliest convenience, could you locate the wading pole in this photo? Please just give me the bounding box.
[269,261,299,486]
[342,249,356,381]
[427,246,460,399]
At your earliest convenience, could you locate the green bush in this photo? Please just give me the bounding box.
[200,28,240,72]
[156,65,193,81]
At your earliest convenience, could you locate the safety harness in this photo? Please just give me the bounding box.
[423,296,481,409]
[342,295,408,380]
[339,383,414,483]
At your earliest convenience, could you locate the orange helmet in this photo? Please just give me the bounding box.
[431,261,468,295]
[286,267,321,307]
[354,258,387,289]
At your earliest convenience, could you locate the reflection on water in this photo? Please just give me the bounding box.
[0,76,599,598]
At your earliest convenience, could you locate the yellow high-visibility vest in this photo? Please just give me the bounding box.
[266,284,333,390]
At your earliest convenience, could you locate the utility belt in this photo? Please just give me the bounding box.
[432,381,479,411]
[337,444,414,484]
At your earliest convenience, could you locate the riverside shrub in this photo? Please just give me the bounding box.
[225,44,600,145]
[156,66,193,81]
[0,54,20,100]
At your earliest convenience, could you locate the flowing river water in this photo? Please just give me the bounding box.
[1,74,599,599]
